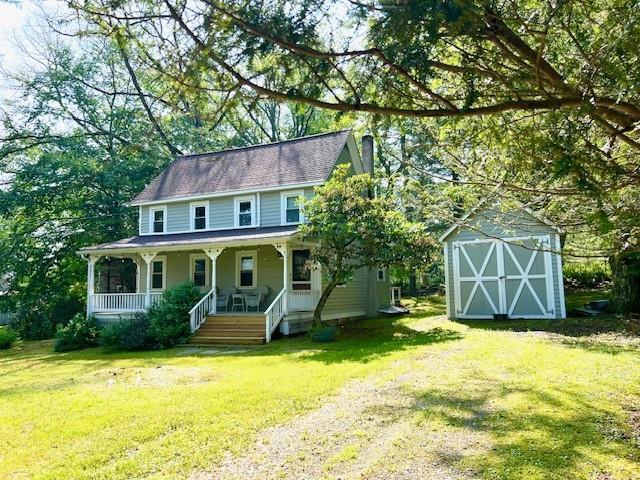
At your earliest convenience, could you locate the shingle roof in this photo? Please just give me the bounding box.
[78,226,299,253]
[132,130,352,205]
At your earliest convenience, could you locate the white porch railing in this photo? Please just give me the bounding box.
[288,290,320,312]
[91,292,163,312]
[189,289,216,333]
[265,288,286,343]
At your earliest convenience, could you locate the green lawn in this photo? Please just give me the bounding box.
[1,292,639,479]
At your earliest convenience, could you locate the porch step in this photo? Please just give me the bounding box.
[191,316,266,345]
[187,336,265,345]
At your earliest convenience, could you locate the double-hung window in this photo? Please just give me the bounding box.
[234,196,255,227]
[377,268,386,282]
[235,250,257,289]
[190,202,209,231]
[281,191,304,225]
[149,206,166,234]
[190,255,208,287]
[150,257,166,290]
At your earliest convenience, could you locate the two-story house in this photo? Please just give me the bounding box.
[78,130,390,344]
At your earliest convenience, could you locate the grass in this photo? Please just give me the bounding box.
[1,291,639,479]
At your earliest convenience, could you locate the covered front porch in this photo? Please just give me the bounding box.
[79,227,319,342]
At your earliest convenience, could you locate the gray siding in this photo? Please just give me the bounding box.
[323,267,367,317]
[211,197,234,229]
[260,192,280,226]
[140,207,149,234]
[167,202,189,232]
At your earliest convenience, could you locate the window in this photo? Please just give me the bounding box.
[234,196,255,227]
[149,206,166,233]
[281,191,304,225]
[235,250,257,289]
[377,268,386,281]
[292,249,311,290]
[190,202,209,231]
[150,257,166,290]
[190,255,209,287]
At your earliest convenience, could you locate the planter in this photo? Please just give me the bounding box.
[310,325,337,343]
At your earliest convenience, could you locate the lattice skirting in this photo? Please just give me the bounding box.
[280,319,313,335]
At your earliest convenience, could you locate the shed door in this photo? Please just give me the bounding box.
[453,236,555,319]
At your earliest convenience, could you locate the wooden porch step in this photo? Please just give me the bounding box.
[205,316,265,326]
[194,328,264,337]
[187,336,265,345]
[198,324,264,333]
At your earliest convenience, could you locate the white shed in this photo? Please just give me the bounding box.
[440,206,566,320]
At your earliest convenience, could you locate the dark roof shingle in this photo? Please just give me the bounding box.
[132,130,351,204]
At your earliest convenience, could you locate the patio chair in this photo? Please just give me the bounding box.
[245,293,261,312]
[216,286,237,312]
[254,285,270,309]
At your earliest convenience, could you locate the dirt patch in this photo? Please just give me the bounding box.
[190,361,488,480]
[91,365,217,388]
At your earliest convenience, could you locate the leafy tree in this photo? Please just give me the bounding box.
[299,165,421,326]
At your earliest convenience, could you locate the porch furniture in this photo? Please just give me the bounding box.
[254,285,270,309]
[231,293,246,312]
[216,286,237,312]
[245,293,262,312]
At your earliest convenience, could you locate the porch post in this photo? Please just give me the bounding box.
[274,243,289,313]
[140,252,158,307]
[85,255,98,316]
[204,247,225,314]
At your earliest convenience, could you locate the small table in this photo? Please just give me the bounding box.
[231,294,246,312]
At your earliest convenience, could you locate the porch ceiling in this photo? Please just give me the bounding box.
[78,225,299,255]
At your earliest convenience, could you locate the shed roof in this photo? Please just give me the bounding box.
[131,130,352,205]
[439,204,560,242]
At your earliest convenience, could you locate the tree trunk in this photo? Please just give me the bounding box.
[312,279,339,327]
[409,269,417,296]
[610,253,640,314]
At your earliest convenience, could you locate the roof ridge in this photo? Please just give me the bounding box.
[175,129,352,160]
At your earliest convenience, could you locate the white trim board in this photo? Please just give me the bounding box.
[130,181,324,207]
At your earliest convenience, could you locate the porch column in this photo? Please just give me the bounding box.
[140,252,158,307]
[204,247,225,314]
[85,255,99,316]
[274,243,289,313]
[133,257,142,293]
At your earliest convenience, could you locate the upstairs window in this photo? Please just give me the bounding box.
[234,196,255,227]
[190,202,209,231]
[281,191,304,225]
[377,268,386,281]
[149,206,166,234]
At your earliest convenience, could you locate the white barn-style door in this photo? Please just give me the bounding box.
[453,236,555,319]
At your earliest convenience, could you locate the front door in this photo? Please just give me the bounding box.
[289,249,320,311]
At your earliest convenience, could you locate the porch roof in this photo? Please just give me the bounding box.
[78,225,299,255]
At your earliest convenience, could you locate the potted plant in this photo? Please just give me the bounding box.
[309,323,337,342]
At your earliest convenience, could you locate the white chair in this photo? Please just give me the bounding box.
[216,286,237,312]
[231,294,246,312]
[245,293,261,312]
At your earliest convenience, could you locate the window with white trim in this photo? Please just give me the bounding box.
[377,268,386,281]
[190,202,209,231]
[281,191,304,225]
[235,250,257,288]
[150,257,166,290]
[149,206,166,233]
[190,255,209,287]
[234,196,255,227]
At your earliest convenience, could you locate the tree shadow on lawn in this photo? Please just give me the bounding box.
[409,379,640,479]
[248,317,464,365]
[459,315,640,355]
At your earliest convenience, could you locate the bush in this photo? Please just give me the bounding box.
[99,313,154,351]
[53,314,100,352]
[564,261,612,289]
[0,326,18,349]
[148,282,202,348]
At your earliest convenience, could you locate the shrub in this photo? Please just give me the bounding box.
[99,313,154,351]
[564,261,612,289]
[0,326,18,349]
[148,282,202,348]
[53,314,100,352]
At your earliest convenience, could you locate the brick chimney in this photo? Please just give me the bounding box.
[361,134,374,176]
